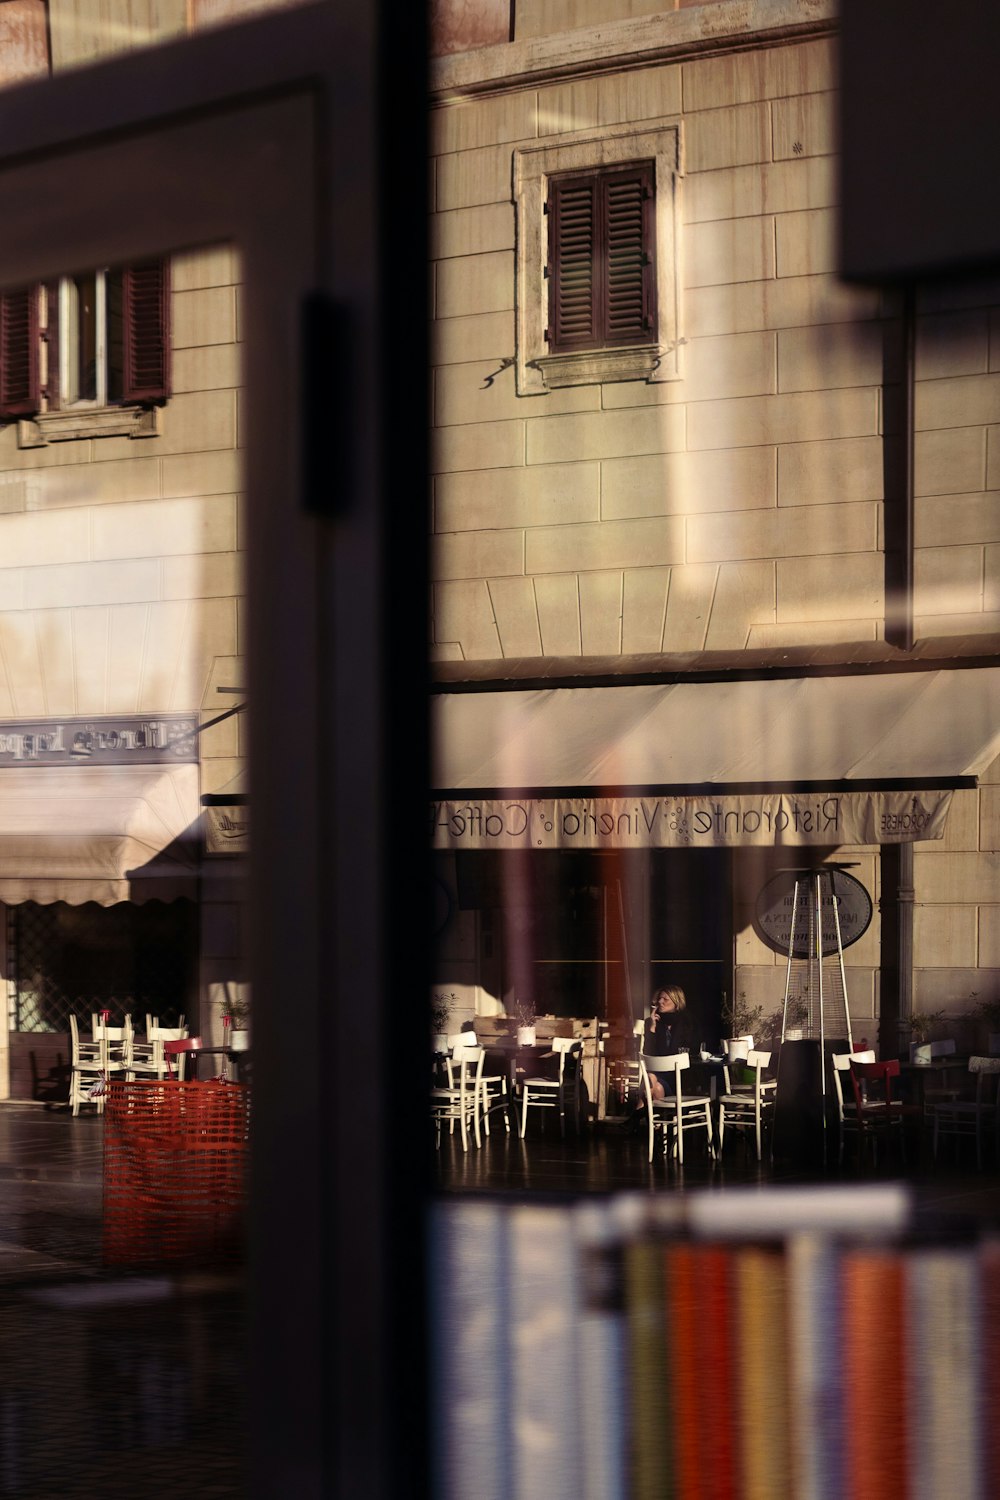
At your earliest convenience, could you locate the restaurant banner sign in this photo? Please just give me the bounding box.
[430,791,953,850]
[0,714,198,764]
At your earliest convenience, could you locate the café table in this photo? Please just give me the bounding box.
[899,1055,968,1108]
[483,1041,559,1090]
[165,1039,251,1083]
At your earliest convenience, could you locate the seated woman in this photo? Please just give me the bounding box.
[640,985,690,1104]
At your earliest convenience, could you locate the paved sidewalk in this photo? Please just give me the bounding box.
[0,1102,103,1283]
[0,1099,103,1180]
[0,1103,246,1498]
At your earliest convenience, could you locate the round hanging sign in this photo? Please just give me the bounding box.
[432,875,453,936]
[752,868,873,957]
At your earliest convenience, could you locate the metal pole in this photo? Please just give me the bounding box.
[831,870,854,1051]
[781,877,800,1041]
[816,873,828,1167]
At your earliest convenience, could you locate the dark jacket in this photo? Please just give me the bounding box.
[643,1011,688,1056]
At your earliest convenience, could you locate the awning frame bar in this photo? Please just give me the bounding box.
[434,776,977,799]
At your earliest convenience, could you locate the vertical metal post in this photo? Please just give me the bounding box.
[781,876,800,1040]
[831,870,854,1051]
[816,873,826,1109]
[897,842,915,1055]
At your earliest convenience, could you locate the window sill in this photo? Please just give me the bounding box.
[17,405,162,447]
[534,345,667,390]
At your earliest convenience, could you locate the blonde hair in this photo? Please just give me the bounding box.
[652,985,686,1012]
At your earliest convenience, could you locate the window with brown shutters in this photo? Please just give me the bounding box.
[546,162,656,355]
[0,258,169,428]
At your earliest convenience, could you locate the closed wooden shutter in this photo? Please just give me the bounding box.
[549,176,597,349]
[122,260,170,403]
[44,281,60,408]
[0,286,40,418]
[547,162,655,354]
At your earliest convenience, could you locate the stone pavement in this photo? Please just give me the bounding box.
[0,1103,246,1498]
[0,1101,103,1283]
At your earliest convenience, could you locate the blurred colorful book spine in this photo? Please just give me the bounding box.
[429,1198,999,1500]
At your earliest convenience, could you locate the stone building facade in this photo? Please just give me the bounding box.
[429,0,1000,1053]
[0,0,275,1095]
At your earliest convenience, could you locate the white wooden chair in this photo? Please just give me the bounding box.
[717,1048,776,1161]
[446,1030,510,1136]
[831,1049,876,1164]
[69,1014,108,1116]
[930,1056,1000,1169]
[96,1016,133,1076]
[130,1013,187,1072]
[432,1044,484,1151]
[69,1015,131,1115]
[519,1038,582,1138]
[639,1053,714,1165]
[129,1022,190,1081]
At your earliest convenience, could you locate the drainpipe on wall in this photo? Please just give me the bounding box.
[883,284,917,653]
[880,286,918,1051]
[896,843,915,1056]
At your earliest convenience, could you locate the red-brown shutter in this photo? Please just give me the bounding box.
[44,281,60,408]
[603,164,655,345]
[0,286,40,418]
[122,259,170,403]
[547,163,656,354]
[548,175,598,350]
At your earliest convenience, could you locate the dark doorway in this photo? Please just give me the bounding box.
[7,900,197,1101]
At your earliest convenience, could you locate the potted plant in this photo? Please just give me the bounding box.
[431,990,455,1052]
[218,988,251,1051]
[721,989,765,1037]
[972,995,1000,1054]
[510,996,536,1047]
[908,1007,947,1062]
[720,990,765,1059]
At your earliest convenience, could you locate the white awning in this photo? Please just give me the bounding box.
[0,762,200,905]
[431,668,1000,849]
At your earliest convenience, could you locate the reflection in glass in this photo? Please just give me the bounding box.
[0,241,246,1103]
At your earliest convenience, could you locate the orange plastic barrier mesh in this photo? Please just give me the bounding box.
[103,1079,250,1268]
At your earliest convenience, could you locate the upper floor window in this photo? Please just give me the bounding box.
[0,259,169,443]
[514,122,681,394]
[547,162,657,355]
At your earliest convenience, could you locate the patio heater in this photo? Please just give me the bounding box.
[765,864,870,1164]
[780,865,856,1056]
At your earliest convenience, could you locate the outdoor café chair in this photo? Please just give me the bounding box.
[847,1057,918,1166]
[69,1014,109,1116]
[132,1012,187,1070]
[446,1031,509,1135]
[519,1037,582,1139]
[69,1015,131,1115]
[930,1056,1000,1170]
[432,1044,484,1151]
[831,1050,875,1164]
[163,1036,205,1082]
[95,1015,134,1079]
[717,1048,775,1161]
[910,1038,964,1112]
[130,1023,190,1082]
[638,1053,714,1166]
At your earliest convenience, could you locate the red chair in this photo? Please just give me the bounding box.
[848,1058,919,1165]
[164,1036,204,1081]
